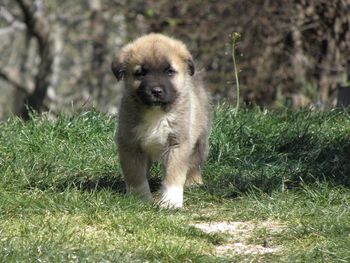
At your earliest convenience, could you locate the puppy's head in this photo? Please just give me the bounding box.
[111,33,195,107]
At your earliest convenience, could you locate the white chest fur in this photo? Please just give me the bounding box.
[134,108,176,160]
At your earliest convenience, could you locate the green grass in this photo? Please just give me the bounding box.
[0,107,350,262]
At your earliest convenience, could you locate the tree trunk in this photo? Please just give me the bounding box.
[15,0,53,120]
[89,0,108,105]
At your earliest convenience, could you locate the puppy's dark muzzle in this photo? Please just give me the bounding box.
[137,82,176,106]
[150,86,163,99]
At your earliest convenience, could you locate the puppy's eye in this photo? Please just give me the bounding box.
[134,68,147,79]
[165,67,176,77]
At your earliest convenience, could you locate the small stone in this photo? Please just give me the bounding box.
[263,239,269,248]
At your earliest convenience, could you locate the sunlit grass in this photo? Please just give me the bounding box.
[0,107,349,262]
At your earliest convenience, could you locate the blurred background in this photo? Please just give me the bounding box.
[0,0,349,119]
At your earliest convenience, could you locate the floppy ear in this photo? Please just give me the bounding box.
[111,59,125,81]
[111,45,132,81]
[186,58,195,76]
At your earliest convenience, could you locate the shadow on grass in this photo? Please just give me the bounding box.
[207,130,350,198]
[28,133,350,199]
[276,134,350,187]
[29,175,163,194]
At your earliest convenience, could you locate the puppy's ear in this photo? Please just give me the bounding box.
[186,58,195,76]
[111,59,125,81]
[111,45,132,81]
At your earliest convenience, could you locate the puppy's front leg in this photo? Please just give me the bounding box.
[119,144,152,202]
[160,146,191,208]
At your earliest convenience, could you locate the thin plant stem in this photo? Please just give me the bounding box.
[231,32,241,116]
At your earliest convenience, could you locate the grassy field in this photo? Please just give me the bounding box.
[0,106,349,262]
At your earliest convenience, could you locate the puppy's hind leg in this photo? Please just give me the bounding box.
[185,167,203,186]
[185,133,208,186]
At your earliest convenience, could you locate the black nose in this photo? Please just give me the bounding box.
[151,87,163,98]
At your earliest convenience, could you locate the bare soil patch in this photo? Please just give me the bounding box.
[192,220,285,255]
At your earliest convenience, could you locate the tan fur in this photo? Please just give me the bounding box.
[112,33,210,208]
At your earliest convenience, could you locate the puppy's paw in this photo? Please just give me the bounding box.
[185,172,203,187]
[127,181,153,202]
[159,186,183,209]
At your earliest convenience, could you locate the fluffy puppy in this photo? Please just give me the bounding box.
[111,33,210,208]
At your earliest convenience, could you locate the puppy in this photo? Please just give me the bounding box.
[111,33,210,208]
